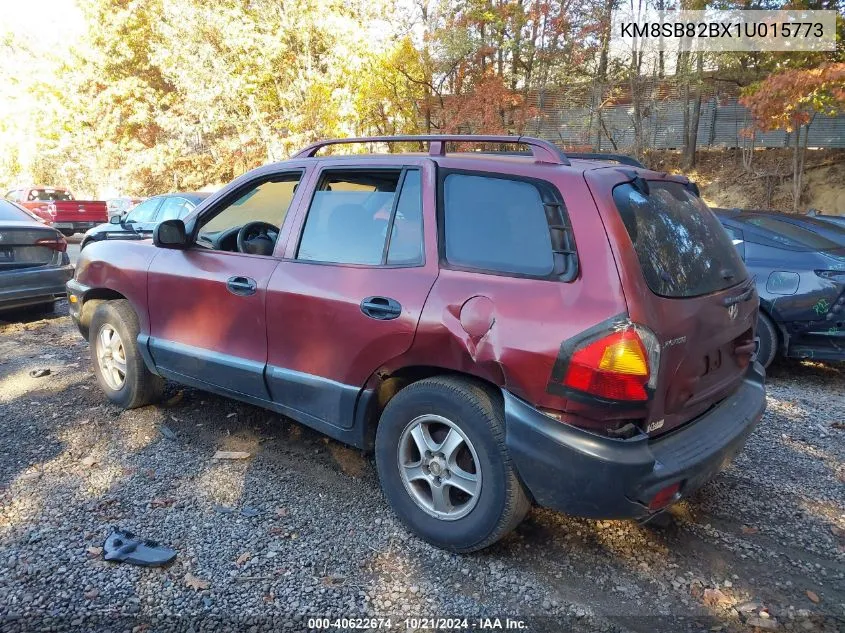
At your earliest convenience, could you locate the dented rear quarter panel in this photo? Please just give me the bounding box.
[382,160,630,411]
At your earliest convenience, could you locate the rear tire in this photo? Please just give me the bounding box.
[89,299,164,408]
[375,376,531,553]
[756,312,778,369]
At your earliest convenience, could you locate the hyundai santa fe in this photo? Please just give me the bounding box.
[67,135,766,552]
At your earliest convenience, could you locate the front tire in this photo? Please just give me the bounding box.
[756,312,779,369]
[375,376,530,552]
[89,300,164,408]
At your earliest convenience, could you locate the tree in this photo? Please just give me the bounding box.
[741,63,845,212]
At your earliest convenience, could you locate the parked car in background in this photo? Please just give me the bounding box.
[106,197,144,221]
[806,209,845,229]
[756,212,845,247]
[81,192,210,250]
[5,186,108,236]
[0,199,72,312]
[716,209,845,367]
[68,135,764,552]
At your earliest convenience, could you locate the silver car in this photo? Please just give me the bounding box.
[0,199,73,312]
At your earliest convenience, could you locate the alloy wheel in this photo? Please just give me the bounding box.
[397,414,482,520]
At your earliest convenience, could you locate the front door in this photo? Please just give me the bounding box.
[266,159,438,429]
[147,169,306,400]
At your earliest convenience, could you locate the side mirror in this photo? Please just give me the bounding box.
[109,215,122,224]
[153,219,188,249]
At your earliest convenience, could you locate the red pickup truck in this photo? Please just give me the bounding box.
[5,186,108,236]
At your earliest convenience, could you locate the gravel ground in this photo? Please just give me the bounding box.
[0,304,843,633]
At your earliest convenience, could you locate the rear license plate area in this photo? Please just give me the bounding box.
[0,248,13,262]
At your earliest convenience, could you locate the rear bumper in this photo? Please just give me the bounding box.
[52,221,101,232]
[0,262,73,311]
[504,362,766,519]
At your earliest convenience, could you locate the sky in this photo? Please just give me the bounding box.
[2,0,84,50]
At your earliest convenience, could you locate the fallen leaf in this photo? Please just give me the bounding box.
[269,526,284,536]
[84,589,99,600]
[212,451,251,460]
[150,497,177,508]
[160,424,178,440]
[320,575,346,587]
[746,616,778,631]
[184,573,210,591]
[741,525,759,535]
[830,422,845,430]
[164,391,184,406]
[806,590,820,603]
[86,546,103,558]
[703,587,730,607]
[80,455,98,468]
[240,506,259,518]
[275,507,288,518]
[236,552,251,566]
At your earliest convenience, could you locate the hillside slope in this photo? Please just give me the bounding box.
[645,149,845,215]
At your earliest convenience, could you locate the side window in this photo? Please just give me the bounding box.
[387,170,423,265]
[723,225,745,259]
[200,174,300,237]
[157,197,190,222]
[297,169,422,266]
[125,198,161,223]
[443,174,562,277]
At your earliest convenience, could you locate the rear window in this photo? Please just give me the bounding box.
[28,189,72,201]
[0,200,32,222]
[443,174,555,276]
[613,181,747,298]
[743,216,841,251]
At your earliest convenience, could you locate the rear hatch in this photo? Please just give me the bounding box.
[588,171,757,437]
[0,224,64,271]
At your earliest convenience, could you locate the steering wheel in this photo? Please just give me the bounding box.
[236,221,279,256]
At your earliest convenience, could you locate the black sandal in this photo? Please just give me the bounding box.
[102,528,177,567]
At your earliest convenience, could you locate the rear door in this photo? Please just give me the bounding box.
[587,171,758,436]
[265,158,437,430]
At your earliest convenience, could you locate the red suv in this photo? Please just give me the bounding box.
[67,135,765,552]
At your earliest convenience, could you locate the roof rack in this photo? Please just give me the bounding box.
[291,135,571,166]
[566,153,645,168]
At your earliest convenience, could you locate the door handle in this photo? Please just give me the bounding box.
[360,296,402,320]
[227,276,257,296]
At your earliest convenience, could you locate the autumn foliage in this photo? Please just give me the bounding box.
[741,63,845,133]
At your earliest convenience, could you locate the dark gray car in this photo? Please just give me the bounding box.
[80,192,210,249]
[0,200,73,311]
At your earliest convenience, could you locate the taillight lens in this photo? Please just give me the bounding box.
[562,327,657,402]
[35,235,68,252]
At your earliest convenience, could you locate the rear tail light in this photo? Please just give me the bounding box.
[561,325,659,402]
[648,482,681,511]
[35,235,68,253]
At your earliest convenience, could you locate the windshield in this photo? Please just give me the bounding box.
[743,216,842,251]
[613,181,747,298]
[0,200,34,221]
[28,189,72,201]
